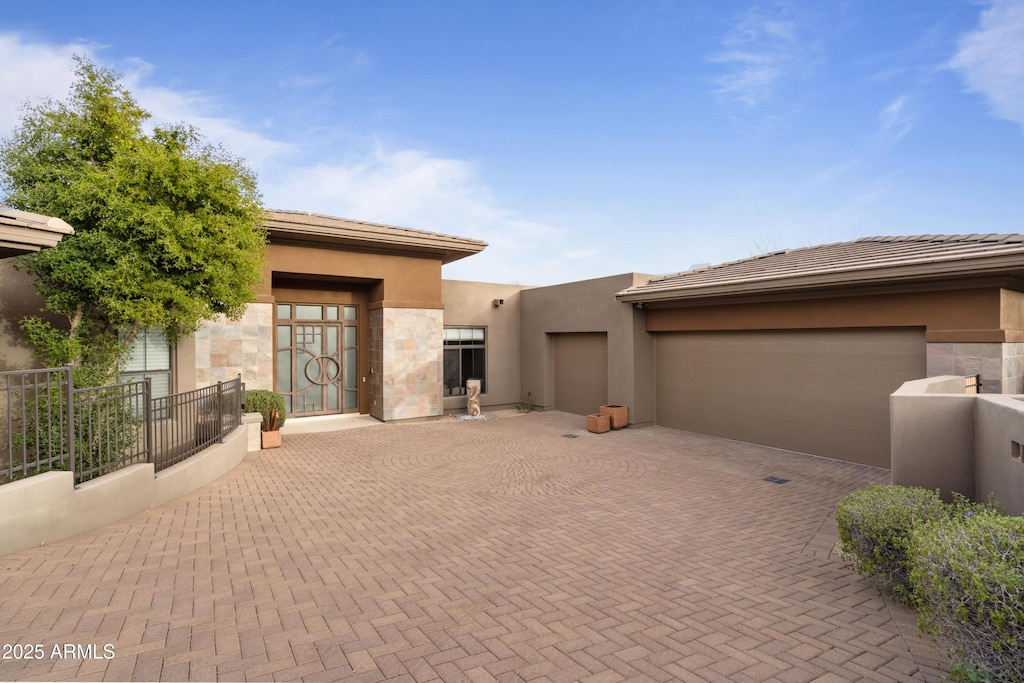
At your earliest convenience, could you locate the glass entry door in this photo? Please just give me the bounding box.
[276,303,358,416]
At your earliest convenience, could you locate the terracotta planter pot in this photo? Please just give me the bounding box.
[587,413,611,434]
[600,404,629,429]
[261,430,282,449]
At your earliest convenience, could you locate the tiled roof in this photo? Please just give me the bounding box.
[263,209,487,264]
[0,205,74,257]
[617,234,1024,303]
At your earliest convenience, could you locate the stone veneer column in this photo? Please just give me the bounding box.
[926,341,1024,394]
[193,303,274,390]
[1003,343,1024,394]
[372,307,443,421]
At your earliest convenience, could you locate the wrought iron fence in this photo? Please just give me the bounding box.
[151,377,243,472]
[2,366,243,485]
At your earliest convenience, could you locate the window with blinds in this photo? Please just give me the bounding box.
[119,329,172,398]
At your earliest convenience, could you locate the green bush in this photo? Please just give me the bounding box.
[911,513,1024,682]
[244,390,286,431]
[834,484,947,605]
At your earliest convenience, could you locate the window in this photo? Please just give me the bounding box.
[120,329,172,399]
[443,327,485,396]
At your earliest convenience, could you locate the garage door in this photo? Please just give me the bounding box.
[552,332,608,416]
[655,328,926,467]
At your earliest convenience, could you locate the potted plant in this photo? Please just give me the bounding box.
[244,390,287,449]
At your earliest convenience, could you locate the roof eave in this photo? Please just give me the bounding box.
[264,211,487,266]
[615,255,1024,304]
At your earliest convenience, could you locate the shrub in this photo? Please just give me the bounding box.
[834,484,947,605]
[911,514,1024,682]
[244,390,286,431]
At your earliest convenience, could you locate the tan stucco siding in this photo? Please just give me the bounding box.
[441,280,529,411]
[0,259,55,372]
[262,243,443,308]
[1000,289,1024,342]
[644,288,1006,342]
[521,273,655,424]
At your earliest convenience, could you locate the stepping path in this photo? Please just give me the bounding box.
[0,411,946,681]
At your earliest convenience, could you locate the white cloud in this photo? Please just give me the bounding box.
[0,33,295,174]
[950,0,1024,131]
[0,33,93,134]
[118,62,297,171]
[0,32,579,284]
[265,145,570,283]
[877,95,916,143]
[709,2,821,107]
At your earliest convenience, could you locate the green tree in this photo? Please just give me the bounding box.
[0,57,266,384]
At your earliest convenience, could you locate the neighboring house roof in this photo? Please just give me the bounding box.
[0,206,75,258]
[264,209,487,264]
[617,234,1024,304]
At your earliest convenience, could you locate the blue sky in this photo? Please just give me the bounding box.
[2,1,1024,285]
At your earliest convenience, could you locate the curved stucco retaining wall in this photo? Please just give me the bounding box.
[0,422,250,559]
[891,376,1024,515]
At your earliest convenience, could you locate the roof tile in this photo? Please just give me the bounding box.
[617,234,1024,303]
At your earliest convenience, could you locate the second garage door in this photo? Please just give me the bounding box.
[552,332,608,416]
[654,328,926,467]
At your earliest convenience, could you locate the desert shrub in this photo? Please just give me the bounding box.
[243,390,286,431]
[834,484,947,605]
[911,513,1024,682]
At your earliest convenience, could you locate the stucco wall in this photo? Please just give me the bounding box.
[0,259,53,372]
[521,273,656,425]
[0,423,249,559]
[891,376,1024,515]
[891,377,976,500]
[261,243,443,309]
[441,280,530,412]
[644,287,1006,341]
[975,395,1024,516]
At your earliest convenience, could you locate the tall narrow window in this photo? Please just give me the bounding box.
[120,329,172,398]
[443,327,485,396]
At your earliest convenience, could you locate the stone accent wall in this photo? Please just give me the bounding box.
[194,303,273,389]
[927,342,1024,394]
[375,307,443,421]
[1003,343,1024,394]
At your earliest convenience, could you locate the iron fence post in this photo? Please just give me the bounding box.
[64,364,75,482]
[144,377,153,465]
[217,380,224,443]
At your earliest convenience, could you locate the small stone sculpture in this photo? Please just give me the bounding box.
[466,379,481,417]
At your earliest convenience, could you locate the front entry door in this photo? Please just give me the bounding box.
[275,303,358,416]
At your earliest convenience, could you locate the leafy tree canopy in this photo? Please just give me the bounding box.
[0,57,266,382]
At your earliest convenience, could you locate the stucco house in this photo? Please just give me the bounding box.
[0,206,75,372]
[5,208,1024,472]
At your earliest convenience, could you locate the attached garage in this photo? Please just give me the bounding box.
[617,234,1024,467]
[654,328,926,467]
[552,332,608,416]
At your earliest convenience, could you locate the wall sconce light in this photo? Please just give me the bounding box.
[492,298,504,307]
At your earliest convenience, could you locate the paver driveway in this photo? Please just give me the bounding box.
[0,411,945,682]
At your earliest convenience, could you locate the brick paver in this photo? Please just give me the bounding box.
[0,411,945,682]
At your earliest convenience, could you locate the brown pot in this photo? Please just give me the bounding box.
[261,430,282,449]
[599,404,629,429]
[587,413,611,434]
